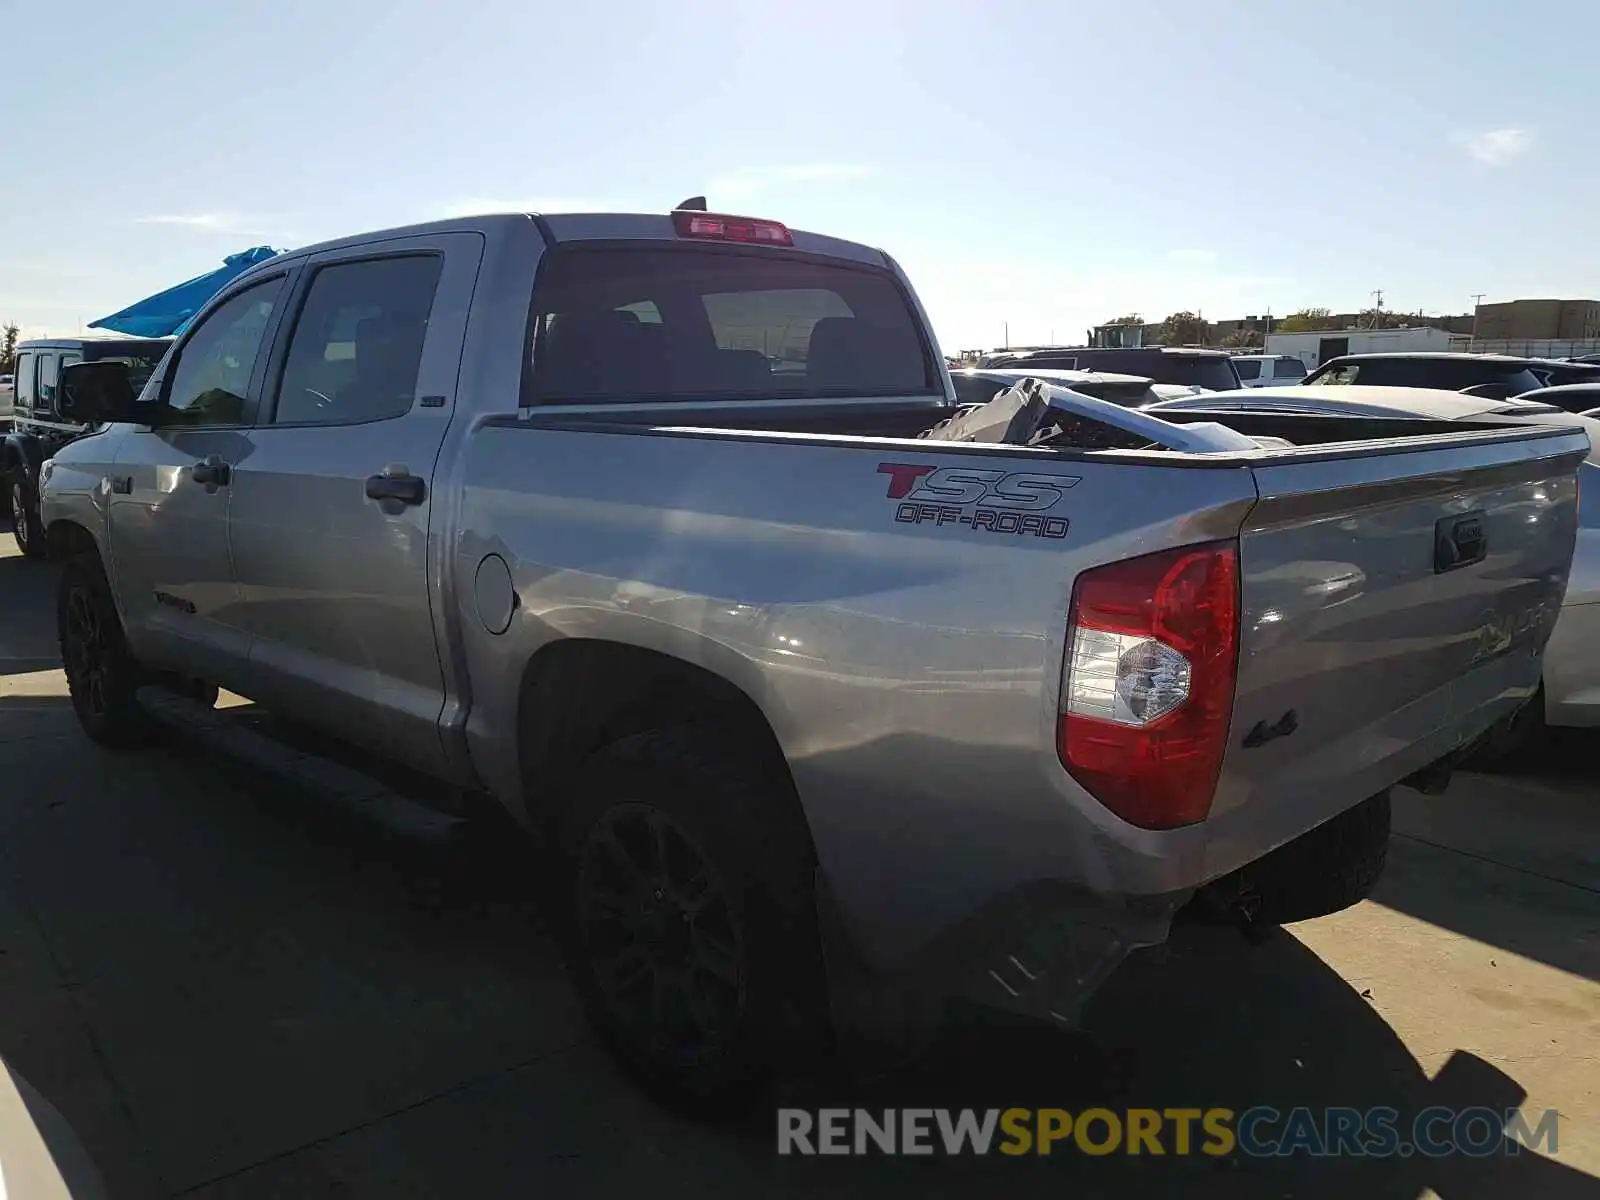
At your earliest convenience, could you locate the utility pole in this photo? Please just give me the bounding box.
[1003,320,1009,350]
[1470,293,1485,344]
[1369,289,1384,329]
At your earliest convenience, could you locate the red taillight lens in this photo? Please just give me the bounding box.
[1058,541,1240,830]
[671,210,793,246]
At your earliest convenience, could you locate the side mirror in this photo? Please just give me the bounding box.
[1459,383,1514,400]
[59,361,141,424]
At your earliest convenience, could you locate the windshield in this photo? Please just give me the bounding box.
[90,353,167,394]
[527,246,935,404]
[85,343,171,396]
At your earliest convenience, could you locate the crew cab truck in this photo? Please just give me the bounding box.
[40,208,1584,1103]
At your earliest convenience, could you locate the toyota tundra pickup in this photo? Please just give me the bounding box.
[38,206,1585,1103]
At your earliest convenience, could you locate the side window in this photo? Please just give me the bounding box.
[272,255,443,426]
[36,354,59,414]
[1321,365,1360,385]
[1234,359,1261,380]
[1272,357,1306,380]
[14,353,35,411]
[164,278,287,427]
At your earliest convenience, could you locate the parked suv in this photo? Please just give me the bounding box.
[2,335,172,556]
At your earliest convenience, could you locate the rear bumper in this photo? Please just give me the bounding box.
[815,867,1185,1029]
[806,647,1540,1006]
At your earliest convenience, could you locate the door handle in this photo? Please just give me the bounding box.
[108,475,132,495]
[365,471,426,506]
[191,456,231,490]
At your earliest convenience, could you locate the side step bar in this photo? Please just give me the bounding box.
[136,688,466,845]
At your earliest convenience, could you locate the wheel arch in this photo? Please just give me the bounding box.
[514,638,811,847]
[45,519,100,564]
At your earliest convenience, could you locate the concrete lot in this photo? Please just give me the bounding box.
[0,535,1596,1198]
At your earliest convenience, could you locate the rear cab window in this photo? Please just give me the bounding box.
[526,245,935,404]
[1272,357,1306,380]
[1233,359,1262,380]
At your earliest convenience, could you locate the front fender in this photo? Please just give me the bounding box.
[39,456,114,567]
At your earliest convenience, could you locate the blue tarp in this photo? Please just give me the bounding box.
[88,246,281,338]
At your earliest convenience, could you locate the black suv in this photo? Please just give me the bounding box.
[1303,352,1600,400]
[2,335,173,557]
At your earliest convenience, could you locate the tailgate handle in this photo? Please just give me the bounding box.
[1435,511,1487,574]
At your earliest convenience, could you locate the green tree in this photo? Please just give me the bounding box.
[1358,307,1409,329]
[1102,313,1145,326]
[1220,328,1263,349]
[1157,311,1207,346]
[1274,308,1333,333]
[0,323,17,374]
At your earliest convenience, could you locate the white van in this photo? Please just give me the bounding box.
[1232,354,1308,388]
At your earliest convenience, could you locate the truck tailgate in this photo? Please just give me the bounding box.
[1203,425,1586,878]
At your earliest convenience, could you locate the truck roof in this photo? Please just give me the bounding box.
[18,334,173,350]
[1320,351,1558,366]
[255,211,891,272]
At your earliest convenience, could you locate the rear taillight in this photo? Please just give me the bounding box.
[1058,541,1240,830]
[671,210,793,246]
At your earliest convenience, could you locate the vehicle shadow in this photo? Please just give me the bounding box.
[0,704,1594,1198]
[0,530,60,677]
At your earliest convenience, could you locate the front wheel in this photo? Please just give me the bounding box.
[7,468,45,559]
[57,554,154,747]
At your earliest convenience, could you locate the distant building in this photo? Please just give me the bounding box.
[1473,298,1600,341]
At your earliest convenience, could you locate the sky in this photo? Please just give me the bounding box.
[1,0,1595,353]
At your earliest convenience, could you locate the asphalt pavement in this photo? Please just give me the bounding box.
[0,535,1596,1198]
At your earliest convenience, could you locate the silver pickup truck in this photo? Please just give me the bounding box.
[39,207,1585,1103]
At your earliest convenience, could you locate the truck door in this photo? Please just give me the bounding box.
[107,273,293,682]
[226,233,482,777]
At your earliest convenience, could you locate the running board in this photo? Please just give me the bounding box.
[136,687,466,845]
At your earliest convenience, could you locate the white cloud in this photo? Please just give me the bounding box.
[135,212,290,239]
[709,164,871,204]
[1455,128,1532,166]
[435,196,623,217]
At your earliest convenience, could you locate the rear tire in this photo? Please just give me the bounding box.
[1238,791,1390,925]
[7,468,45,559]
[57,553,155,747]
[553,726,829,1109]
